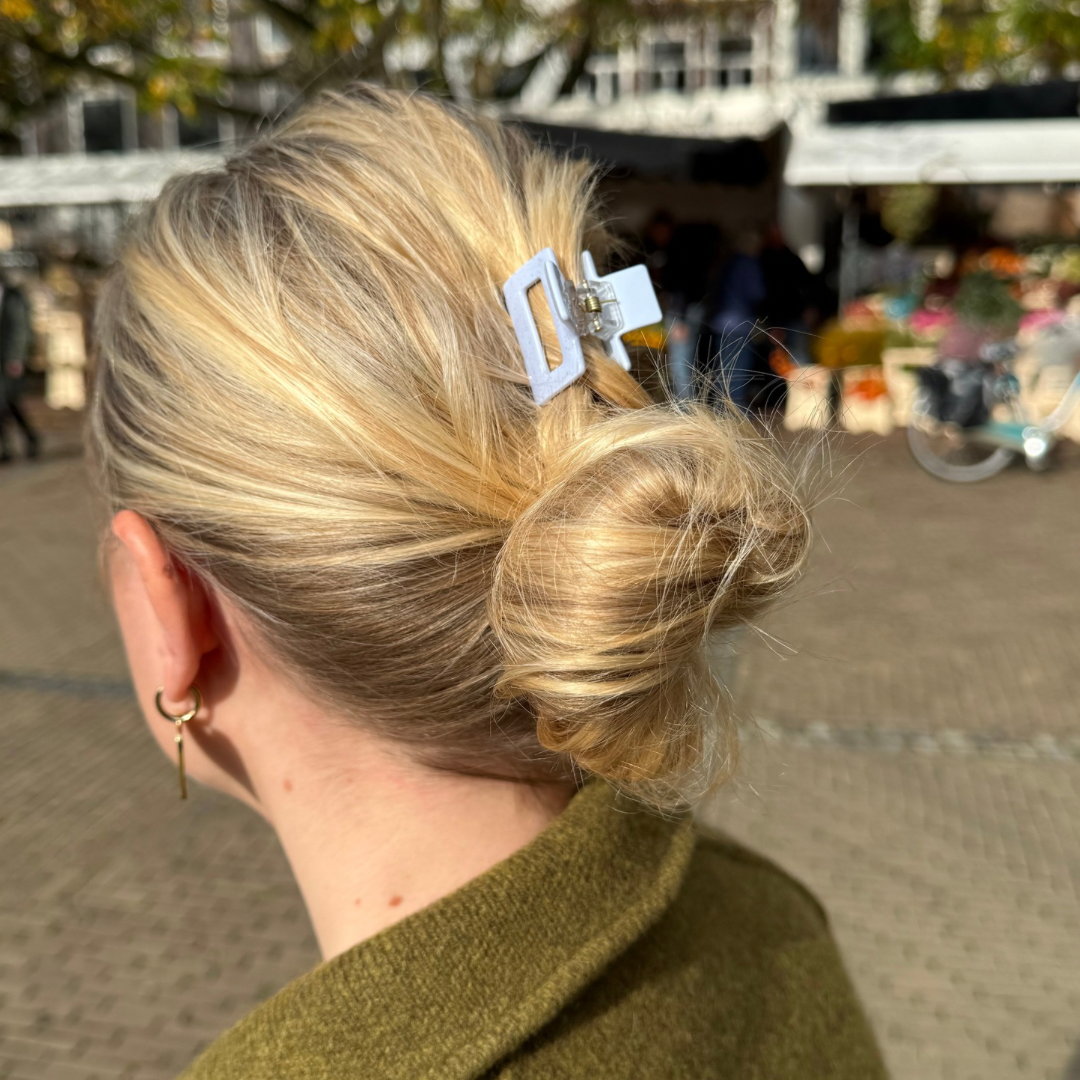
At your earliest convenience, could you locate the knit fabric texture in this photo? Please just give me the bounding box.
[179,781,888,1079]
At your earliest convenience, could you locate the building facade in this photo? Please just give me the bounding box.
[516,0,884,141]
[1,2,916,286]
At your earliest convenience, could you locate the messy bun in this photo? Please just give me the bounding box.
[90,86,810,810]
[492,408,809,801]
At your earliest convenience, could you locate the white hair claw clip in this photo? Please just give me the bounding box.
[502,248,662,404]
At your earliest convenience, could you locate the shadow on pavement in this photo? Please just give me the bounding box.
[1063,1042,1080,1080]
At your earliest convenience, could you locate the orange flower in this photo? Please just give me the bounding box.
[982,247,1025,277]
[846,371,889,402]
[769,348,798,377]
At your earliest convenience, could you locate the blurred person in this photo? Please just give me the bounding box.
[701,231,766,411]
[752,223,817,414]
[760,221,815,368]
[662,222,721,402]
[641,209,675,281]
[90,88,886,1079]
[639,210,694,399]
[0,272,40,462]
[666,315,697,400]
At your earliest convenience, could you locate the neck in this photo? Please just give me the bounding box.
[250,715,574,960]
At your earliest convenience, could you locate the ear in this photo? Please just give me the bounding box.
[111,510,218,708]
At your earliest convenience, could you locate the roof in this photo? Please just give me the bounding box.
[0,149,225,209]
[785,118,1080,186]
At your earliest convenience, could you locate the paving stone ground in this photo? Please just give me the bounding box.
[703,744,1080,1080]
[738,430,1080,739]
[1,412,1079,1080]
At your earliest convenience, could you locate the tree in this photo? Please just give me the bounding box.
[0,0,753,150]
[868,0,1080,84]
[0,0,241,149]
[229,1,756,108]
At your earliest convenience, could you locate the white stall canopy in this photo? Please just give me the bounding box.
[785,118,1080,186]
[0,149,224,209]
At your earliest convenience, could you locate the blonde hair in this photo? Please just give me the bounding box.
[89,87,809,808]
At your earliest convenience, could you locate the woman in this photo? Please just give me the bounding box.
[90,88,886,1078]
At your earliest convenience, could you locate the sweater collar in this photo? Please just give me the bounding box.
[182,781,695,1080]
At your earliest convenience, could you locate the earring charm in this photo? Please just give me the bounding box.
[154,686,202,800]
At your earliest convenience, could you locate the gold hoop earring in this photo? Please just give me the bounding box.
[155,686,202,800]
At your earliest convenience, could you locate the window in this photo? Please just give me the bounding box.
[177,109,222,149]
[256,14,292,59]
[797,0,840,73]
[647,40,687,92]
[82,99,126,153]
[717,34,756,88]
[718,68,755,87]
[651,41,686,64]
[586,54,620,102]
[720,36,753,57]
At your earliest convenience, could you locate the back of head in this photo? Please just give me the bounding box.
[90,87,809,808]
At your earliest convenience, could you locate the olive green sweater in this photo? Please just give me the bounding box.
[181,781,888,1079]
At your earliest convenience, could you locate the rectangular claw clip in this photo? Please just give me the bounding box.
[502,248,662,404]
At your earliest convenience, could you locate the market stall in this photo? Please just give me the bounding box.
[781,87,1080,441]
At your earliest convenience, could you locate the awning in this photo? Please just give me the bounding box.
[518,120,774,186]
[0,149,225,208]
[785,118,1080,186]
[828,79,1080,125]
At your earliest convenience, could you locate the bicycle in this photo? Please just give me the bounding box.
[907,330,1080,483]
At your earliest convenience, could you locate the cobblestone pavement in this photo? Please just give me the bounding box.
[703,743,1080,1080]
[1,419,1079,1080]
[738,431,1080,738]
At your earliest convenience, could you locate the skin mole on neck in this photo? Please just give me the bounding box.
[389,895,403,907]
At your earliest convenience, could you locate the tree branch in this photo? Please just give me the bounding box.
[558,31,594,98]
[245,0,319,38]
[216,59,294,82]
[18,35,265,124]
[300,0,404,97]
[488,37,560,101]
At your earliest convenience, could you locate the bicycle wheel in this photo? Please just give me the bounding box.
[907,390,1018,483]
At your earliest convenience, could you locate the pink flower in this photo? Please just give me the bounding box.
[1019,309,1064,334]
[908,308,954,336]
